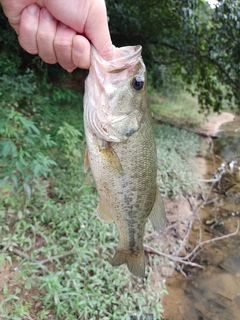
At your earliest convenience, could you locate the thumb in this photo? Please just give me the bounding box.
[83,2,114,61]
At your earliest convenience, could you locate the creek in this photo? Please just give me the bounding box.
[162,118,240,320]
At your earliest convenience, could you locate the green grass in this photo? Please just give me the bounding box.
[155,123,200,197]
[150,89,202,197]
[150,90,207,127]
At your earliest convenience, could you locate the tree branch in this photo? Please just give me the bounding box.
[144,221,239,270]
[144,244,203,268]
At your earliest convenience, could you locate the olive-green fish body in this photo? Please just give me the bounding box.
[84,45,166,278]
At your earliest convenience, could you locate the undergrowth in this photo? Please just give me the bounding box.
[0,189,165,319]
[155,123,200,197]
[0,64,199,319]
[150,90,206,127]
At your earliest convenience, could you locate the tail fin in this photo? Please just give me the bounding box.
[111,249,145,278]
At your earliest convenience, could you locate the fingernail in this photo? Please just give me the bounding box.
[27,4,39,16]
[67,69,74,73]
[42,8,54,21]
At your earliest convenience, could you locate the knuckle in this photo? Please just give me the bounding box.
[39,53,57,64]
[54,37,72,50]
[37,31,52,43]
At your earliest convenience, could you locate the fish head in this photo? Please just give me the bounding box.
[84,45,148,142]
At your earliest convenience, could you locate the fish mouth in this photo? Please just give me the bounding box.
[110,45,142,63]
[91,45,142,73]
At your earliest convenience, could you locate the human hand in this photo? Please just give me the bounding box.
[0,0,113,70]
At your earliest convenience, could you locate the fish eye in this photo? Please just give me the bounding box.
[132,76,144,91]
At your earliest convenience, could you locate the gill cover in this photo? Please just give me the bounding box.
[84,45,146,142]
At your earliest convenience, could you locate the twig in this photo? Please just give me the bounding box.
[144,221,239,270]
[190,221,204,262]
[209,138,216,172]
[144,244,203,269]
[36,248,76,265]
[199,178,219,183]
[144,215,195,241]
[203,196,219,205]
[183,220,239,261]
[5,246,76,266]
[4,235,82,267]
[181,219,194,249]
[198,175,217,205]
[8,248,31,260]
[164,218,191,232]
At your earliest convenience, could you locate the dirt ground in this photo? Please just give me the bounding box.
[148,112,235,279]
[161,111,238,320]
[200,112,235,136]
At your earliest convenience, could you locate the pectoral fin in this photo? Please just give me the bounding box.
[99,141,123,175]
[96,200,113,223]
[84,148,90,173]
[149,189,167,234]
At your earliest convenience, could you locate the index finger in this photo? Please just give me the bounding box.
[0,0,35,32]
[44,0,113,61]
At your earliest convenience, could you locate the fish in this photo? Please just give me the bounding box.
[83,45,166,278]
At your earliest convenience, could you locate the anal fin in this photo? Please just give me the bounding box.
[149,189,167,234]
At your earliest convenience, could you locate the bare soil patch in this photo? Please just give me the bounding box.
[201,112,235,136]
[162,111,239,319]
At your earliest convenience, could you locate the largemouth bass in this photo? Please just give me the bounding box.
[84,45,166,278]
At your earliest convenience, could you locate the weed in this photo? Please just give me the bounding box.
[0,283,32,319]
[155,123,200,197]
[0,108,56,195]
[0,186,166,319]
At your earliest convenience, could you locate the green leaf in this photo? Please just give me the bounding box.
[23,182,31,197]
[3,282,8,296]
[1,140,17,157]
[0,177,9,188]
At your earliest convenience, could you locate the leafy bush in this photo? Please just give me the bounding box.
[32,84,84,140]
[0,51,21,76]
[52,122,86,201]
[57,122,83,171]
[0,69,37,110]
[0,108,56,193]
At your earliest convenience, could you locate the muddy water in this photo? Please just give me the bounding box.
[162,120,240,320]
